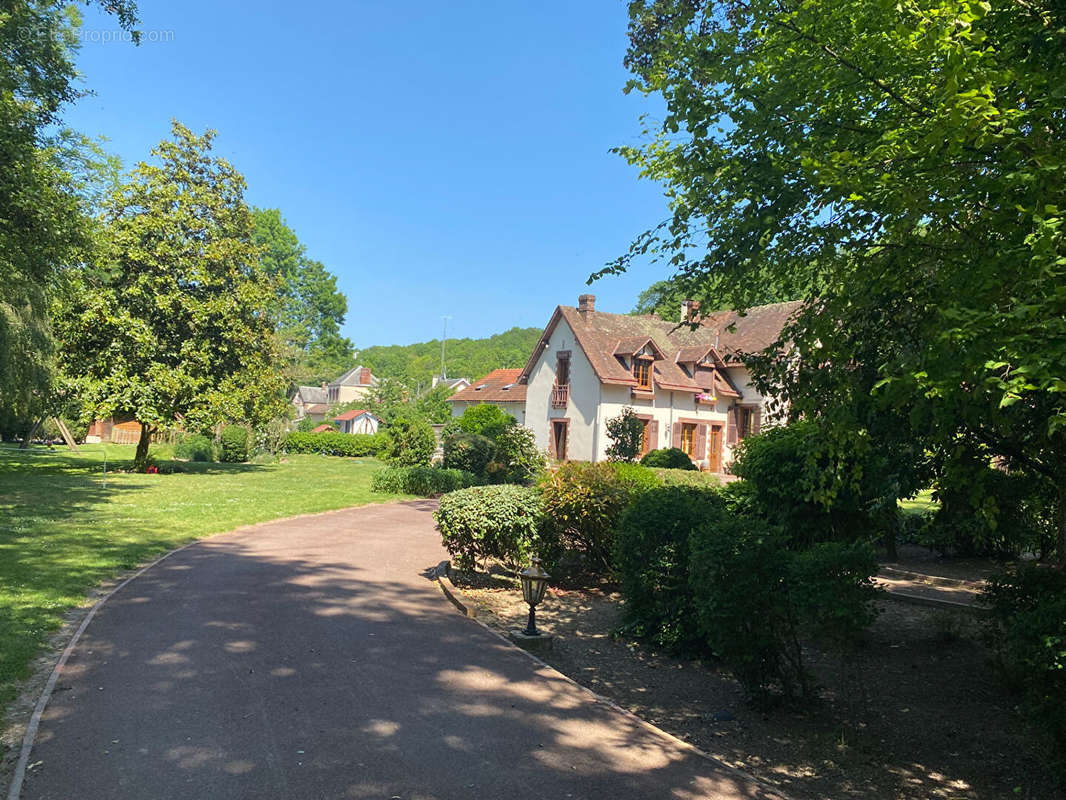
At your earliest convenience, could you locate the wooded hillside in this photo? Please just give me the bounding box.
[358,327,541,388]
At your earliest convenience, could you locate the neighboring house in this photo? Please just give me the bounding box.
[311,423,334,433]
[292,385,329,424]
[446,368,527,425]
[86,417,146,445]
[327,366,378,405]
[432,375,472,392]
[333,409,381,435]
[518,294,800,473]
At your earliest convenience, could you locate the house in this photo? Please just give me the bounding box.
[432,375,472,392]
[86,417,146,445]
[518,294,800,473]
[333,409,381,435]
[327,366,378,405]
[446,368,527,425]
[311,423,335,433]
[291,385,329,423]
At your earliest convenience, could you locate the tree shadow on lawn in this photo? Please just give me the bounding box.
[20,535,777,800]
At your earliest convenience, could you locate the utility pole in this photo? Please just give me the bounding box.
[440,315,452,381]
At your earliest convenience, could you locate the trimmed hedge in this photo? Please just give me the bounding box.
[174,433,214,462]
[652,467,721,488]
[614,485,727,652]
[690,523,879,704]
[284,431,388,457]
[640,447,697,470]
[983,566,1066,766]
[435,484,543,570]
[219,425,249,463]
[538,461,655,574]
[371,465,478,496]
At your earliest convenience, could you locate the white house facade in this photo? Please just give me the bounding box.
[519,294,798,473]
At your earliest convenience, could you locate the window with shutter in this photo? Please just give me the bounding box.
[647,419,659,453]
[695,424,707,461]
[672,422,682,449]
[726,407,738,444]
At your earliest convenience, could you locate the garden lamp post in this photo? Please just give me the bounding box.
[520,557,550,636]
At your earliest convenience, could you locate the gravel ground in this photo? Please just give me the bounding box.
[452,566,1063,800]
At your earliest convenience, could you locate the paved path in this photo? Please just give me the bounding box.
[20,501,774,800]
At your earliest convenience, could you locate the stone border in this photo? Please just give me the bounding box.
[429,561,791,800]
[1,499,422,800]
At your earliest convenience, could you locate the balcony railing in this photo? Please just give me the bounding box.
[551,383,569,409]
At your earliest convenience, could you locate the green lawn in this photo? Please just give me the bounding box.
[0,444,408,708]
[899,488,939,516]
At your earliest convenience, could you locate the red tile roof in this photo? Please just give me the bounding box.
[311,424,334,433]
[446,369,527,404]
[521,300,800,396]
[334,409,371,421]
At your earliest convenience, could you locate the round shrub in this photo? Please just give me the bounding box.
[434,484,543,571]
[174,433,214,462]
[381,417,437,466]
[640,447,696,470]
[614,485,726,652]
[538,461,640,575]
[490,424,545,485]
[689,520,879,705]
[371,465,478,496]
[450,404,515,440]
[442,432,496,476]
[219,425,249,463]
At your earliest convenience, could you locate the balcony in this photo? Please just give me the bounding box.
[551,383,569,409]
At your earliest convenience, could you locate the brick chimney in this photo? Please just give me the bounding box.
[578,294,596,314]
[681,299,701,324]
[359,367,372,385]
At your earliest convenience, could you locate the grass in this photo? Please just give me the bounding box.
[899,488,938,516]
[0,443,409,709]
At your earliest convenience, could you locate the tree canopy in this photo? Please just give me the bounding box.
[615,0,1066,559]
[54,122,286,466]
[0,1,138,422]
[252,207,355,384]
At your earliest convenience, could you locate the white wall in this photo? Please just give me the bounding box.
[525,317,602,460]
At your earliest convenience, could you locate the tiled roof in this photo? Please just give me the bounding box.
[311,424,334,433]
[447,368,527,404]
[305,403,329,415]
[334,409,373,421]
[522,300,800,395]
[296,385,327,404]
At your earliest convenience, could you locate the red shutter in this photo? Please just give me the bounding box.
[752,408,762,435]
[726,408,738,445]
[672,422,682,449]
[696,424,707,461]
[647,419,659,453]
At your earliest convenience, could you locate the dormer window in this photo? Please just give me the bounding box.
[634,356,652,389]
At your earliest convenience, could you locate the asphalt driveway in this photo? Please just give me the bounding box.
[18,500,775,800]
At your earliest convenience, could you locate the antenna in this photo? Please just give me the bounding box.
[441,316,453,380]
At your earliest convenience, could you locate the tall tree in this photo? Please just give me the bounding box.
[252,207,354,383]
[55,122,286,468]
[614,0,1066,560]
[0,1,138,422]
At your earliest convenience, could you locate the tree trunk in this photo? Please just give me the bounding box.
[134,424,153,471]
[1058,481,1066,566]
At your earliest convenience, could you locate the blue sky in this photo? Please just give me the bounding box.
[66,0,673,347]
